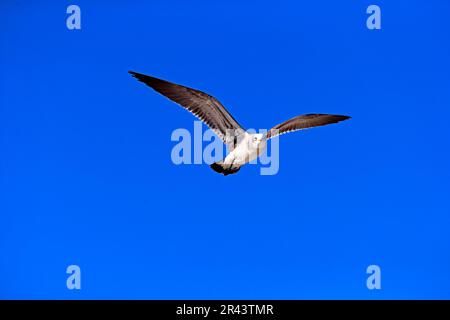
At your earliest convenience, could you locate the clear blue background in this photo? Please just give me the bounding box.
[1,0,450,299]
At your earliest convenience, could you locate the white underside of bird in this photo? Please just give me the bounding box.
[219,132,267,171]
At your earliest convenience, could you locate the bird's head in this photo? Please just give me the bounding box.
[249,133,266,150]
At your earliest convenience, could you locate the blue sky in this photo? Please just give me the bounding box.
[1,0,450,299]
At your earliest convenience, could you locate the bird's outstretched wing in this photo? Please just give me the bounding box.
[266,114,350,139]
[129,71,244,145]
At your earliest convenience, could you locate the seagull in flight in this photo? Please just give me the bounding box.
[129,71,350,175]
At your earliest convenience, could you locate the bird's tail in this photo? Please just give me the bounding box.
[210,161,241,176]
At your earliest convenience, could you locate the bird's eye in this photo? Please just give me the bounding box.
[253,137,257,141]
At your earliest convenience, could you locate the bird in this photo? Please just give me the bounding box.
[129,71,350,175]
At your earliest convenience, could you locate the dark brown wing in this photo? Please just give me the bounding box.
[266,114,350,139]
[129,71,244,144]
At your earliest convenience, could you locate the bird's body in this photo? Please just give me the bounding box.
[129,71,350,175]
[226,132,267,165]
[211,133,267,175]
